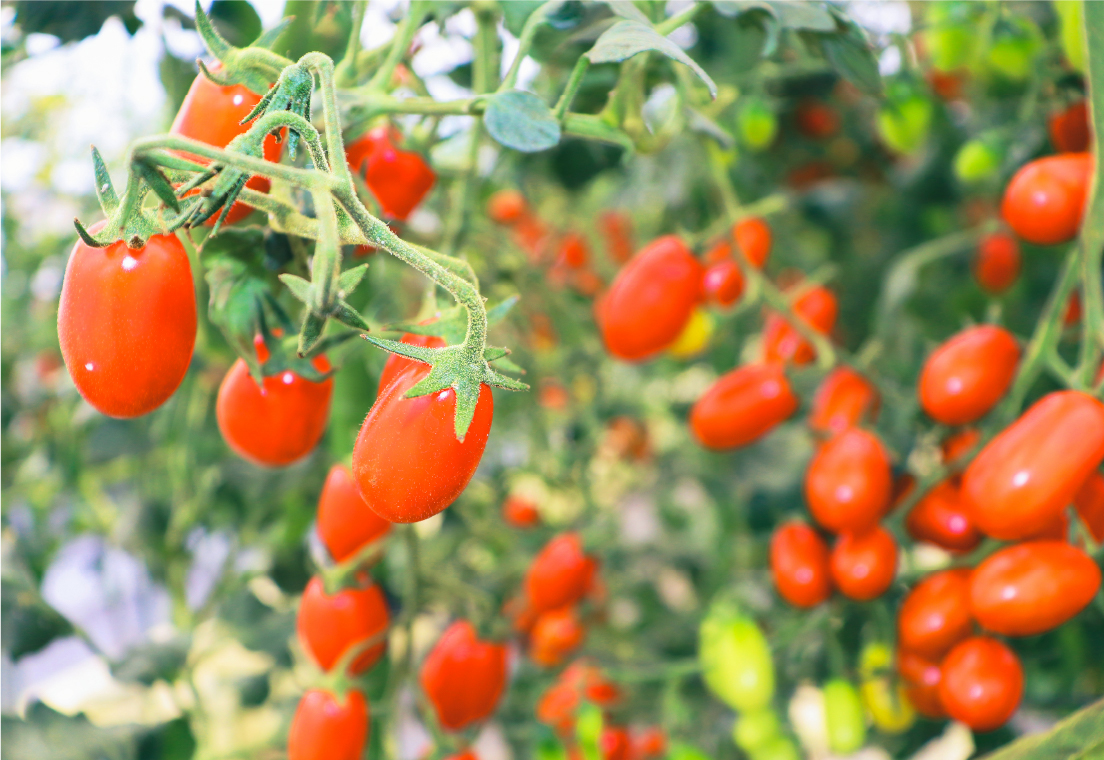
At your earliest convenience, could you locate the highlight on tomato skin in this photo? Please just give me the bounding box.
[770,521,832,608]
[938,636,1024,732]
[905,480,982,553]
[805,428,893,534]
[829,525,898,601]
[918,325,1021,426]
[896,568,973,660]
[1001,152,1092,245]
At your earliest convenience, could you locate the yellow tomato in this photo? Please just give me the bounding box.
[668,309,714,359]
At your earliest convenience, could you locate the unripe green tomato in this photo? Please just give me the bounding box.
[953,139,1000,183]
[877,97,932,155]
[699,613,775,711]
[926,25,974,72]
[667,742,713,760]
[739,99,778,151]
[575,703,603,749]
[1055,0,1086,72]
[985,19,1040,82]
[823,679,866,755]
[749,736,801,760]
[733,708,781,752]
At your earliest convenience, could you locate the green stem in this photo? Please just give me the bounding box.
[655,2,705,35]
[500,1,556,91]
[302,53,352,185]
[553,56,591,120]
[334,0,367,87]
[1076,2,1104,387]
[367,0,429,91]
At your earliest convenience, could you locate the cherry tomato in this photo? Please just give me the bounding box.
[939,636,1023,732]
[1049,101,1090,153]
[809,367,880,436]
[595,236,702,361]
[970,540,1101,636]
[702,260,745,307]
[733,708,781,753]
[297,576,389,674]
[503,494,540,528]
[770,521,832,608]
[918,325,1020,425]
[1074,471,1104,542]
[1002,152,1092,245]
[897,568,973,659]
[599,210,634,264]
[830,526,897,601]
[805,429,892,534]
[858,644,916,734]
[420,620,508,731]
[954,139,1000,184]
[442,752,478,760]
[896,648,945,719]
[346,126,436,221]
[985,18,1040,82]
[487,189,529,225]
[905,481,982,553]
[537,661,620,735]
[733,217,772,269]
[823,679,866,755]
[762,285,838,365]
[1065,290,1083,326]
[667,308,715,359]
[536,680,578,735]
[317,463,392,563]
[928,69,964,101]
[699,610,774,711]
[526,533,591,613]
[690,364,799,450]
[941,428,981,471]
[795,100,840,140]
[877,95,932,155]
[974,232,1021,294]
[216,337,333,467]
[632,726,667,758]
[352,363,493,523]
[739,97,778,151]
[58,225,196,418]
[963,391,1104,540]
[557,232,590,269]
[530,606,586,667]
[600,727,631,760]
[287,689,368,760]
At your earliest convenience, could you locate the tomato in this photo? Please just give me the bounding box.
[829,526,897,601]
[858,643,916,734]
[733,708,781,753]
[216,337,333,467]
[537,661,619,735]
[443,752,478,760]
[1001,152,1092,245]
[963,391,1104,540]
[905,480,982,553]
[1056,0,1086,71]
[985,18,1040,82]
[297,576,389,674]
[896,648,945,719]
[346,126,436,221]
[939,636,1023,732]
[762,285,837,365]
[970,540,1101,636]
[928,70,964,101]
[632,726,667,758]
[526,533,591,612]
[1074,471,1104,542]
[58,225,196,418]
[918,325,1020,425]
[514,215,552,260]
[421,620,508,731]
[1049,101,1090,153]
[954,139,1000,183]
[317,463,392,563]
[748,737,800,760]
[690,364,799,450]
[823,679,865,754]
[897,568,973,659]
[770,521,832,608]
[537,682,578,735]
[877,95,932,155]
[530,606,586,667]
[599,210,634,264]
[600,727,631,760]
[805,429,892,534]
[596,236,702,361]
[377,332,447,397]
[667,309,715,359]
[795,100,840,140]
[702,260,745,308]
[941,428,981,470]
[557,232,590,269]
[287,689,368,760]
[352,363,493,523]
[503,494,540,528]
[974,232,1021,294]
[808,367,879,436]
[1065,290,1083,326]
[699,609,774,711]
[487,189,529,225]
[739,97,778,151]
[734,217,772,269]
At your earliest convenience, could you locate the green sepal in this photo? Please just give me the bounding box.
[251,17,293,51]
[241,63,314,159]
[193,0,233,62]
[483,366,529,391]
[297,311,327,357]
[362,335,442,365]
[483,346,509,362]
[490,356,526,376]
[134,158,180,213]
[303,330,361,360]
[194,2,291,95]
[91,146,119,215]
[278,273,312,304]
[332,300,371,331]
[338,263,369,295]
[389,296,519,345]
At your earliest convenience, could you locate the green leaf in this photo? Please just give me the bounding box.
[483,90,562,153]
[204,252,268,374]
[767,1,834,31]
[979,697,1103,760]
[586,20,718,98]
[338,263,370,295]
[251,16,294,50]
[501,0,547,36]
[605,1,651,24]
[815,18,882,96]
[563,113,635,152]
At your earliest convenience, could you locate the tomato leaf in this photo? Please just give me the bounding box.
[605,1,651,24]
[205,256,268,378]
[483,90,562,153]
[331,300,371,331]
[585,20,718,98]
[338,263,369,295]
[979,698,1104,760]
[811,15,883,96]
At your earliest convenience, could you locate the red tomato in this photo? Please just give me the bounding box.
[941,428,981,471]
[962,391,1104,540]
[762,285,838,365]
[317,463,392,563]
[530,606,586,667]
[557,232,590,269]
[1001,152,1092,245]
[487,189,529,225]
[596,236,703,361]
[770,521,832,607]
[58,225,196,418]
[704,238,732,265]
[702,260,745,307]
[970,540,1101,636]
[805,429,892,533]
[897,568,973,659]
[1065,290,1083,326]
[1049,101,1090,153]
[443,752,478,760]
[216,337,333,467]
[297,576,389,674]
[377,332,447,398]
[829,526,898,601]
[599,210,634,264]
[1074,471,1104,542]
[905,481,982,553]
[918,325,1020,425]
[632,727,667,758]
[690,363,799,450]
[601,727,632,760]
[808,367,880,436]
[974,232,1021,294]
[539,379,571,410]
[287,689,368,760]
[928,70,964,101]
[345,126,399,174]
[347,126,436,221]
[939,637,1023,732]
[502,494,540,528]
[537,681,578,735]
[352,363,493,523]
[896,648,945,719]
[526,533,591,613]
[795,99,840,139]
[733,217,772,269]
[420,620,508,732]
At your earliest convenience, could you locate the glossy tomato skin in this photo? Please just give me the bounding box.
[58,226,196,418]
[1075,471,1104,542]
[733,217,772,268]
[347,127,436,221]
[970,540,1101,636]
[377,332,447,397]
[596,236,703,361]
[762,285,838,365]
[829,526,898,601]
[974,232,1021,294]
[530,606,586,667]
[808,367,880,436]
[702,260,745,307]
[805,429,892,534]
[1049,101,1090,153]
[558,232,590,269]
[601,727,632,760]
[939,637,1023,732]
[420,620,508,731]
[770,521,832,607]
[316,464,392,563]
[297,576,389,674]
[526,533,590,613]
[287,689,368,760]
[690,364,799,450]
[1002,152,1092,245]
[352,364,493,523]
[919,325,1020,425]
[896,649,945,719]
[487,189,528,225]
[897,568,973,659]
[963,391,1104,540]
[905,480,982,553]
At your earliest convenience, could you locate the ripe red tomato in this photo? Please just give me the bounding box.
[297,576,389,674]
[352,363,493,523]
[420,620,508,732]
[557,232,590,269]
[632,727,667,758]
[829,526,898,601]
[918,325,1020,425]
[601,727,632,760]
[58,225,196,418]
[689,364,799,450]
[536,680,578,735]
[896,648,945,719]
[905,480,982,553]
[974,232,1021,294]
[1001,152,1092,245]
[443,752,478,760]
[1065,290,1083,326]
[939,637,1023,732]
[795,99,840,139]
[808,367,880,436]
[596,236,703,361]
[487,189,529,225]
[287,689,368,760]
[530,606,586,667]
[503,494,540,528]
[770,521,832,607]
[928,69,964,101]
[377,331,447,397]
[762,285,838,365]
[536,661,621,735]
[316,463,392,563]
[526,533,591,612]
[897,568,973,659]
[970,540,1101,636]
[216,337,333,467]
[733,217,772,269]
[962,391,1104,540]
[702,260,745,307]
[599,210,634,264]
[346,126,436,221]
[1074,471,1104,542]
[805,429,892,533]
[1049,101,1090,153]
